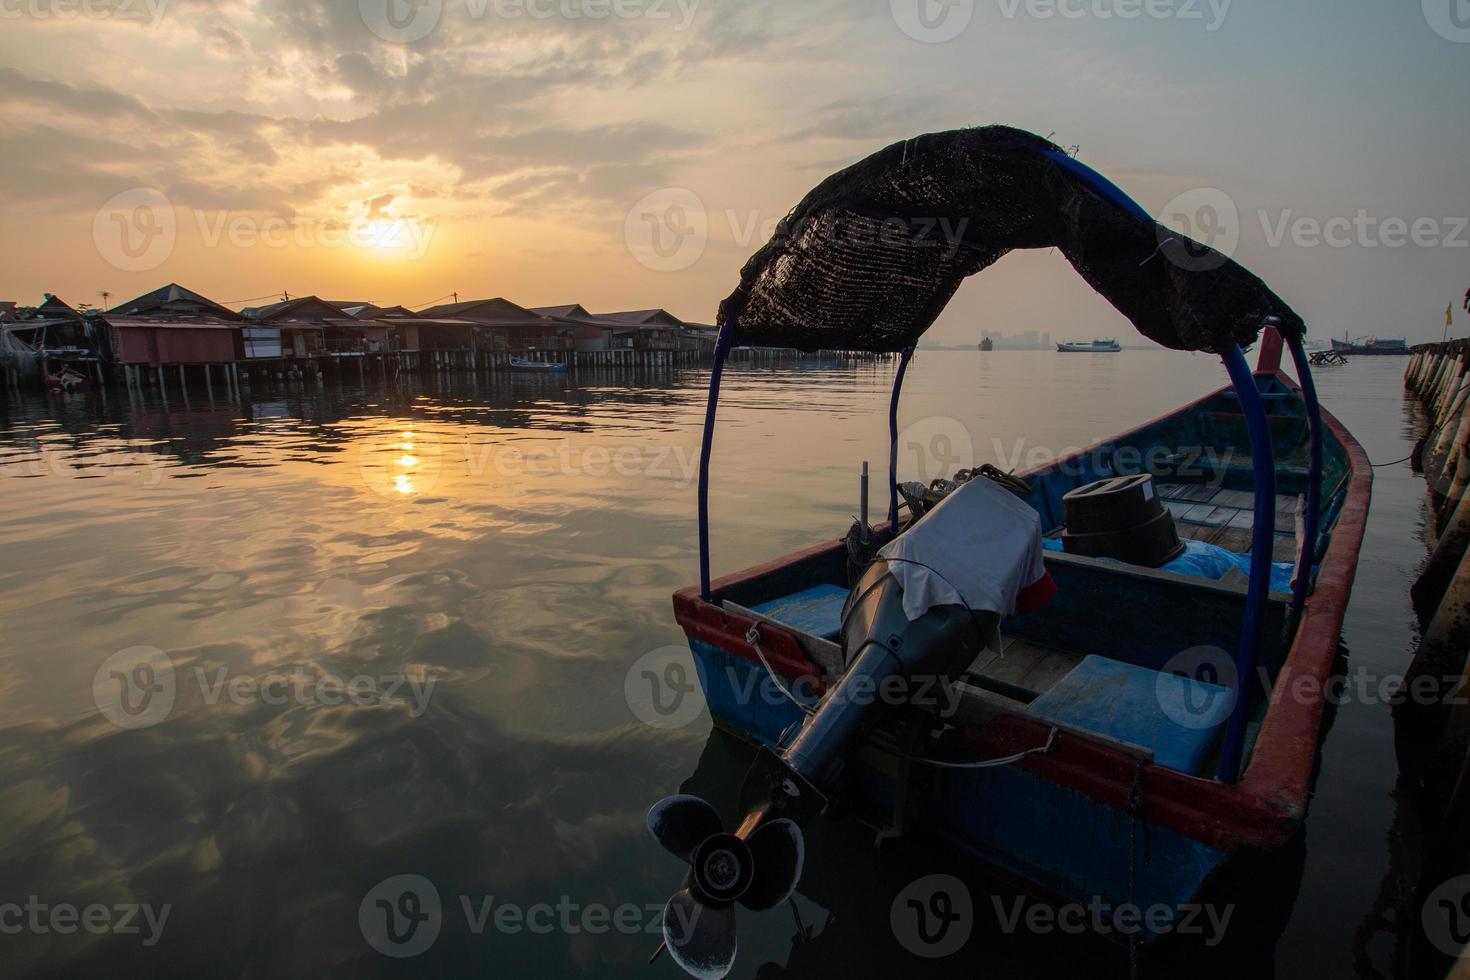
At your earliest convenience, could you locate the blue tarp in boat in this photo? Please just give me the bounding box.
[1042,536,1302,593]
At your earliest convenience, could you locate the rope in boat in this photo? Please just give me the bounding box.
[904,725,1057,769]
[1370,452,1416,467]
[744,624,816,716]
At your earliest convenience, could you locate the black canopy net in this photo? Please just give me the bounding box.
[717,126,1304,355]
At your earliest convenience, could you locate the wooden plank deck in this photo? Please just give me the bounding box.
[968,636,1086,698]
[1152,483,1300,561]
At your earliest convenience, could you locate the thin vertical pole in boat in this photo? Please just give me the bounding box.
[698,325,735,599]
[1286,336,1323,612]
[888,347,914,529]
[1217,345,1276,784]
[860,461,870,544]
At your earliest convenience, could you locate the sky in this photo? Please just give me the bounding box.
[0,0,1466,344]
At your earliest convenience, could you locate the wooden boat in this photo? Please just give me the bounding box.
[673,329,1367,926]
[1330,334,1409,355]
[508,357,568,372]
[646,128,1369,976]
[1057,338,1122,352]
[44,363,96,393]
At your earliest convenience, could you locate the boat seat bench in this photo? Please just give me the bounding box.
[749,583,849,641]
[1027,655,1232,775]
[737,588,1239,777]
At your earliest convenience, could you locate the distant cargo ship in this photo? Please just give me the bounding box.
[1330,335,1409,355]
[979,336,994,351]
[1056,339,1121,352]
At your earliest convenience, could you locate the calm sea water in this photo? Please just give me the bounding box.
[0,351,1431,978]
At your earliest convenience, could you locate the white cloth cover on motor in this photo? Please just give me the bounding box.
[877,475,1047,621]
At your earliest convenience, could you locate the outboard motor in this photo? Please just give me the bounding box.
[647,477,1052,979]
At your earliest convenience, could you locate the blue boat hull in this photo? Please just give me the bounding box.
[688,638,1228,928]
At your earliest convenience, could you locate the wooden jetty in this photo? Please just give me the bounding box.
[1399,339,1470,974]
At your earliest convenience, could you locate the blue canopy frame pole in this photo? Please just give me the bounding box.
[888,348,915,528]
[1217,345,1277,783]
[698,326,736,599]
[1286,337,1324,612]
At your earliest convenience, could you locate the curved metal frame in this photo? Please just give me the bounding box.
[888,348,915,528]
[698,325,735,598]
[1286,338,1324,612]
[1216,345,1276,783]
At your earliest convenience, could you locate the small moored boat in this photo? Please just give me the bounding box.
[508,357,568,372]
[1057,338,1122,352]
[1330,334,1408,355]
[644,126,1369,979]
[44,362,96,393]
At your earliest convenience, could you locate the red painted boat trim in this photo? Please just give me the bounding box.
[672,368,1372,854]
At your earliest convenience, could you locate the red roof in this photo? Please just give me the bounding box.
[104,317,240,331]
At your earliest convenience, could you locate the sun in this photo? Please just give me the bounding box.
[362,219,407,250]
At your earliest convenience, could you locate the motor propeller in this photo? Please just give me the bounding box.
[646,564,988,978]
[647,794,804,980]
